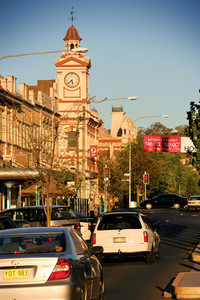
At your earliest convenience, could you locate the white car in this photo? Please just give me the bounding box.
[75,212,97,241]
[92,211,161,263]
[188,195,200,212]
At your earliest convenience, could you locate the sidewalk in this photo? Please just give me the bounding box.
[164,243,200,299]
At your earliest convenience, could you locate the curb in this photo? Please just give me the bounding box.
[171,272,200,299]
[163,243,200,299]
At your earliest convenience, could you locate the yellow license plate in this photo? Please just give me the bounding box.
[113,237,126,243]
[4,269,29,279]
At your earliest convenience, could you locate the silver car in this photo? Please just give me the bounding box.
[188,195,200,212]
[0,227,104,300]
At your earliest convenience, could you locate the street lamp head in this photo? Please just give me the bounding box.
[72,47,88,53]
[162,115,169,118]
[127,96,138,100]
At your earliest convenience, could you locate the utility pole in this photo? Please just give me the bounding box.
[82,106,86,198]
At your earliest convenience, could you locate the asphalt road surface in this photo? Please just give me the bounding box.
[102,208,200,300]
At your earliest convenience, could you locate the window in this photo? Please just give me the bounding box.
[141,216,154,231]
[2,110,6,142]
[0,233,66,254]
[69,229,88,255]
[51,207,77,220]
[68,131,77,148]
[98,214,142,230]
[30,209,44,222]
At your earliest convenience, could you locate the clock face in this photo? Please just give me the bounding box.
[65,73,79,87]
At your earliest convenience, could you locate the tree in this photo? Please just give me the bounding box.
[17,108,74,227]
[103,123,200,207]
[186,101,200,173]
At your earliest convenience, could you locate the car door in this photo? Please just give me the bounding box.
[142,216,160,252]
[166,194,177,207]
[153,195,164,207]
[69,230,96,299]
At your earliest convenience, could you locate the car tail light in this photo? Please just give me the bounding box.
[73,223,81,230]
[92,233,96,245]
[143,231,148,242]
[188,201,191,204]
[48,258,71,281]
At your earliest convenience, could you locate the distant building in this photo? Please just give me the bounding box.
[98,106,137,158]
[0,75,60,210]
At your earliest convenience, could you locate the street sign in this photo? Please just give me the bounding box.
[90,145,97,157]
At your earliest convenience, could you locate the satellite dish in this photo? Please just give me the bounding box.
[72,47,88,53]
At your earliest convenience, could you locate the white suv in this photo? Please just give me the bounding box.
[92,212,161,263]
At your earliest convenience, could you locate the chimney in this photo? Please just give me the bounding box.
[29,90,35,105]
[0,77,7,90]
[7,75,17,94]
[19,83,28,100]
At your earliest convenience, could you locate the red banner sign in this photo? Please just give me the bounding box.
[90,145,97,157]
[144,136,181,152]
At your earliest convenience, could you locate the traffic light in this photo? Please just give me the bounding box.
[143,173,149,184]
[104,167,109,179]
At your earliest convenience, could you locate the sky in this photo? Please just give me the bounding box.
[0,0,200,131]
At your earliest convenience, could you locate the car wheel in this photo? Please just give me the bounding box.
[145,247,155,263]
[188,207,192,212]
[174,203,180,209]
[80,281,87,300]
[146,203,152,210]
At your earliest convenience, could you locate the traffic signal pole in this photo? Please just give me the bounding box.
[143,171,149,200]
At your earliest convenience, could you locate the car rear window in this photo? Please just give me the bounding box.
[51,207,77,220]
[97,214,142,230]
[190,196,200,200]
[0,233,66,255]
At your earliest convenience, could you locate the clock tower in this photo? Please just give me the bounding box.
[55,24,99,200]
[55,25,91,113]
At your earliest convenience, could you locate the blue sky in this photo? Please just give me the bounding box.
[0,0,200,130]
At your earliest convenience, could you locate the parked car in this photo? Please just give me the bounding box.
[140,193,187,209]
[188,195,200,212]
[92,211,161,263]
[0,226,104,300]
[14,219,33,228]
[0,206,80,232]
[75,212,97,241]
[0,216,33,230]
[0,216,18,230]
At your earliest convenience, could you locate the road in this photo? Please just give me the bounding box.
[102,208,200,300]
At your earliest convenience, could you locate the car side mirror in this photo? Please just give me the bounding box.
[91,246,103,256]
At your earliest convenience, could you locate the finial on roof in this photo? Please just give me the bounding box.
[68,7,77,25]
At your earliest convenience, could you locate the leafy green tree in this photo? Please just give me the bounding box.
[186,101,200,173]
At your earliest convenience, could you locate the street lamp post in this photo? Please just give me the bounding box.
[90,96,138,103]
[133,114,169,124]
[129,137,132,208]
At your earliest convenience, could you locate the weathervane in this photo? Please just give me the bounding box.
[68,7,77,25]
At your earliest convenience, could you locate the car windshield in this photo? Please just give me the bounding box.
[0,233,66,255]
[51,207,77,220]
[97,214,142,230]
